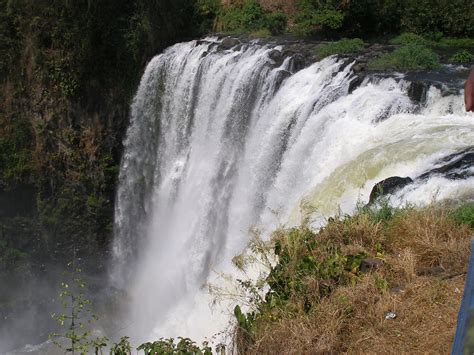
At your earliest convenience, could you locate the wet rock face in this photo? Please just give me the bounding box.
[368,147,474,205]
[221,37,240,50]
[0,184,36,218]
[407,81,428,104]
[418,147,474,180]
[369,176,414,204]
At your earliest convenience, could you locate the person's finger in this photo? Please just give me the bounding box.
[466,80,473,112]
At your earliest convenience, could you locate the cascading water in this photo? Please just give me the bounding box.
[112,37,474,343]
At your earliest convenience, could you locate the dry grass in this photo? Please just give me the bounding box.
[236,205,472,354]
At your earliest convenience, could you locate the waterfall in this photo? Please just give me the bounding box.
[112,37,474,343]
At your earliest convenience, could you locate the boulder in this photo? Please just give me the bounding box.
[348,76,363,93]
[407,81,427,104]
[289,53,306,73]
[418,147,474,180]
[221,37,239,50]
[360,258,384,273]
[369,176,413,204]
[268,49,281,62]
[352,63,366,73]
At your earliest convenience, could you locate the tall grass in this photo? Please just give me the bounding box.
[233,203,472,354]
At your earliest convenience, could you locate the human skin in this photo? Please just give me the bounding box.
[466,66,474,112]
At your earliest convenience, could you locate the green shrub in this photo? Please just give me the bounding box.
[358,198,400,225]
[316,38,364,58]
[449,50,473,64]
[263,12,287,35]
[452,203,474,228]
[138,337,214,354]
[49,260,106,354]
[425,31,444,42]
[249,28,271,38]
[342,0,402,37]
[390,33,430,46]
[292,0,344,37]
[195,0,221,33]
[0,0,18,80]
[290,0,473,38]
[437,38,474,48]
[401,0,474,38]
[217,0,287,36]
[0,239,27,271]
[219,0,265,32]
[369,44,440,70]
[0,119,33,186]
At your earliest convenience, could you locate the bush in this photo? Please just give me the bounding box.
[390,32,429,46]
[217,0,287,36]
[401,0,474,37]
[369,44,440,70]
[0,119,33,186]
[449,50,473,64]
[292,0,344,37]
[138,338,213,354]
[249,28,271,38]
[342,0,402,37]
[316,38,364,58]
[195,0,221,33]
[263,12,287,35]
[437,38,474,48]
[218,0,265,32]
[452,203,474,228]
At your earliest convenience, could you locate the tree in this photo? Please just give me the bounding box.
[49,253,107,354]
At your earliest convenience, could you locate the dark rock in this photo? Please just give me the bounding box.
[370,44,384,51]
[221,37,239,50]
[273,70,292,89]
[418,146,474,180]
[416,266,445,276]
[369,176,414,204]
[407,81,427,104]
[360,258,384,273]
[289,53,306,73]
[348,75,363,93]
[281,49,295,58]
[268,49,281,62]
[352,63,366,73]
[233,44,243,52]
[389,286,405,295]
[197,39,212,46]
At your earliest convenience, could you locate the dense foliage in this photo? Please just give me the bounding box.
[197,0,474,38]
[206,0,288,35]
[0,0,201,272]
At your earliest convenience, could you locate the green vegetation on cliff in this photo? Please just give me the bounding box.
[1,0,473,273]
[369,43,441,70]
[0,0,202,270]
[198,0,474,39]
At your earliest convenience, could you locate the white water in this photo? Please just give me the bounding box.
[112,38,474,344]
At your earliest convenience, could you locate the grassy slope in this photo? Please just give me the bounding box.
[234,203,473,354]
